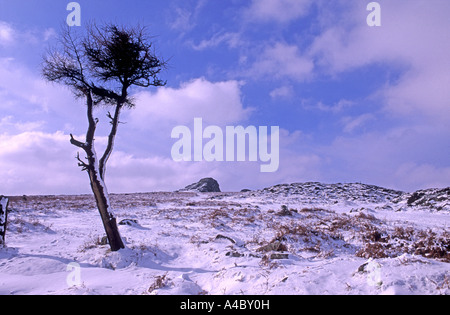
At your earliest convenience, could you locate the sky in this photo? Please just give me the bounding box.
[0,0,450,195]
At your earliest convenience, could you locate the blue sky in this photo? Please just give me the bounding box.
[1,0,450,195]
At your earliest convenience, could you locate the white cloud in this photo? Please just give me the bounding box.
[0,116,46,133]
[0,21,56,47]
[341,113,375,133]
[0,51,256,195]
[0,131,86,195]
[110,153,322,193]
[191,32,242,51]
[319,123,450,191]
[0,21,14,45]
[129,78,252,128]
[304,99,356,113]
[0,128,310,194]
[0,130,209,195]
[309,0,450,123]
[169,0,208,34]
[381,67,450,123]
[244,0,313,23]
[170,7,194,32]
[4,108,447,195]
[2,2,449,195]
[274,0,450,191]
[394,163,450,192]
[0,57,84,132]
[248,42,314,81]
[106,152,220,192]
[270,86,294,100]
[43,28,57,41]
[0,58,58,111]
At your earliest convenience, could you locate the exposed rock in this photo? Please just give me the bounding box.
[355,259,383,286]
[118,219,139,226]
[276,205,298,216]
[259,182,405,204]
[214,234,236,244]
[405,187,450,211]
[100,236,109,245]
[181,178,221,193]
[226,251,244,258]
[407,192,425,205]
[257,241,288,253]
[269,253,289,260]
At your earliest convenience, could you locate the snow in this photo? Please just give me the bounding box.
[0,184,449,295]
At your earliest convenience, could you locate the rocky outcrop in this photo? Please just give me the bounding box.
[181,178,221,193]
[255,182,450,212]
[258,182,404,204]
[405,187,450,211]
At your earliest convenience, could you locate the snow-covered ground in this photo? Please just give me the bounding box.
[0,183,449,295]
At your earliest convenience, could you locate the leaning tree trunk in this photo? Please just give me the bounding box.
[88,161,125,251]
[70,91,125,252]
[0,196,9,246]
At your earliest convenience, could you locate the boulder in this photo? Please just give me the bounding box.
[181,178,221,193]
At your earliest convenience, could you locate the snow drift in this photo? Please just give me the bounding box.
[0,182,448,295]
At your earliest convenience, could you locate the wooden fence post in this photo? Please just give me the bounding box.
[0,196,9,245]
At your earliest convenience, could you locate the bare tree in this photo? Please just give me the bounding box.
[43,24,166,251]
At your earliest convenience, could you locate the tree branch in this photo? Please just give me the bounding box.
[70,134,85,149]
[85,90,98,145]
[76,152,90,171]
[99,102,122,181]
